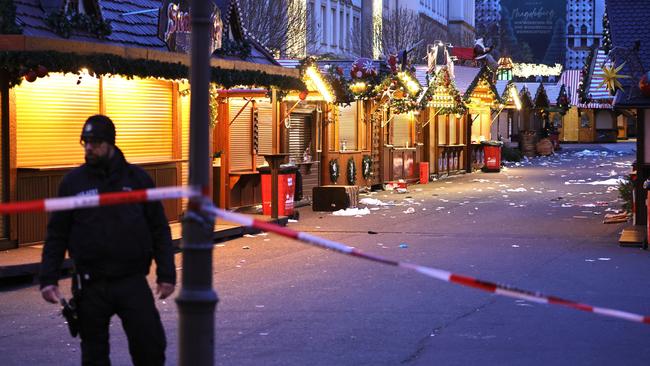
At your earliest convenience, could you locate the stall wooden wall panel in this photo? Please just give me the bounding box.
[256,101,273,167]
[143,166,179,221]
[16,175,48,245]
[299,162,320,200]
[229,100,253,171]
[15,73,100,167]
[16,172,64,245]
[103,78,173,162]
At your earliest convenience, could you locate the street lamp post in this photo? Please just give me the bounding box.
[177,0,218,365]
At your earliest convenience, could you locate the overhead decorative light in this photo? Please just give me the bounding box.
[305,66,334,103]
[349,81,367,94]
[510,86,522,110]
[397,72,420,94]
[512,63,563,78]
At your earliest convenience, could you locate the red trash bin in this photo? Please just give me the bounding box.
[481,141,503,172]
[260,165,296,216]
[419,162,429,184]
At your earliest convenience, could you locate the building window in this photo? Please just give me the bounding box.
[331,8,337,47]
[321,5,327,44]
[353,16,360,54]
[308,2,315,42]
[340,10,344,49]
[346,13,351,50]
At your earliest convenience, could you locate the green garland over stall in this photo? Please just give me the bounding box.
[0,50,306,91]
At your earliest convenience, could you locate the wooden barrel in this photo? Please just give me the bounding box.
[536,138,554,156]
[520,132,537,157]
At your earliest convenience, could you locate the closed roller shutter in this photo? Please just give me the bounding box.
[229,99,253,171]
[16,73,100,167]
[438,115,447,145]
[458,115,465,144]
[338,103,357,150]
[393,113,411,147]
[104,77,173,162]
[449,114,457,144]
[288,114,311,161]
[255,101,273,167]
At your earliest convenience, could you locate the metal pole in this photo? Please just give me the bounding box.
[177,1,218,365]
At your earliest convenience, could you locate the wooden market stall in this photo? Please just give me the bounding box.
[421,65,469,177]
[454,66,501,171]
[0,0,302,247]
[509,83,550,156]
[492,80,523,143]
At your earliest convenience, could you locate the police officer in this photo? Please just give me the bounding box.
[39,114,176,366]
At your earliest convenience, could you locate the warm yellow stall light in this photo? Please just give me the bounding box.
[398,72,420,94]
[350,81,367,94]
[510,86,522,110]
[305,66,334,104]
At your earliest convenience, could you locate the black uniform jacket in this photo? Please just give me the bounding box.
[39,147,176,288]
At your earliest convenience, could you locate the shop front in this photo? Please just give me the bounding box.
[0,1,302,247]
[422,65,469,178]
[455,66,501,171]
[492,81,523,143]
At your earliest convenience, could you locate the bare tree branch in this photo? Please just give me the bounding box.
[238,0,314,58]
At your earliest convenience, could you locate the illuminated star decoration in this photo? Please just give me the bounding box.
[598,62,631,95]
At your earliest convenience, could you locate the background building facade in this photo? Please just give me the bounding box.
[305,0,363,57]
[300,0,475,59]
[565,0,605,69]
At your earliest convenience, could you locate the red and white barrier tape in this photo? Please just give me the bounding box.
[0,186,647,325]
[0,186,200,215]
[206,205,650,325]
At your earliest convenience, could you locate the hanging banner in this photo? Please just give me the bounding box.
[158,0,223,54]
[499,0,566,64]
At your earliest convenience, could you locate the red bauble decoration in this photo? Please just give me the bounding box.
[298,90,308,100]
[336,66,344,76]
[24,69,37,82]
[36,65,48,78]
[639,72,650,97]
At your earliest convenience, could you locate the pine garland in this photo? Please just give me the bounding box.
[534,84,549,108]
[0,50,305,91]
[214,37,252,59]
[374,72,422,114]
[346,157,356,185]
[578,48,596,104]
[361,155,372,180]
[556,84,570,114]
[45,8,112,39]
[329,158,340,183]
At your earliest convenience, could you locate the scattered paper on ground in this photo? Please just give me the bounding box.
[360,198,392,206]
[332,207,371,216]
